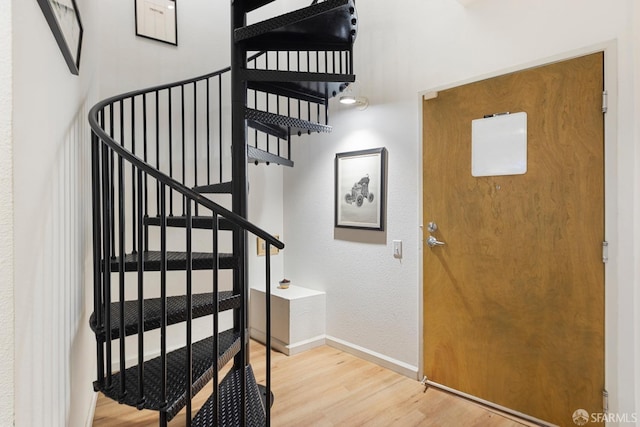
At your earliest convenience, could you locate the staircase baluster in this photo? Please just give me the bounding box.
[211,211,220,424]
[109,105,116,259]
[218,75,223,184]
[142,94,149,250]
[185,201,193,426]
[160,184,168,413]
[118,112,127,399]
[136,168,146,408]
[265,246,272,427]
[101,142,113,389]
[206,78,211,186]
[130,97,137,254]
[91,131,105,386]
[168,89,174,217]
[181,85,186,216]
[193,82,199,216]
[155,90,160,218]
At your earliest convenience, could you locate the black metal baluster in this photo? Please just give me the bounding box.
[206,78,211,185]
[218,75,223,184]
[181,85,186,215]
[131,97,137,254]
[91,132,104,386]
[193,82,199,216]
[101,142,113,389]
[109,105,115,258]
[265,246,272,426]
[168,89,174,216]
[118,108,127,399]
[143,94,149,251]
[211,213,220,424]
[136,168,145,408]
[159,184,168,416]
[155,90,160,218]
[185,200,193,426]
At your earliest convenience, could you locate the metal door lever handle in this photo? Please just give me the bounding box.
[426,235,445,248]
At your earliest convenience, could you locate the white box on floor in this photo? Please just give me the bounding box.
[250,285,326,356]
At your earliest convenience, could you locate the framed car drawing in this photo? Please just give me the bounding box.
[334,147,386,230]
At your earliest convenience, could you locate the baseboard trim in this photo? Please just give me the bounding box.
[250,328,325,356]
[325,335,419,380]
[85,392,98,427]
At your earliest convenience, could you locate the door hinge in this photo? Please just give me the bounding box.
[602,90,608,113]
[602,241,609,263]
[603,389,609,413]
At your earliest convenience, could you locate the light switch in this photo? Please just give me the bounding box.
[393,240,402,259]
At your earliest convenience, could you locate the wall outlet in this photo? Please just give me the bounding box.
[393,240,402,259]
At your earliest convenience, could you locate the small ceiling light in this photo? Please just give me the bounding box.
[339,81,368,110]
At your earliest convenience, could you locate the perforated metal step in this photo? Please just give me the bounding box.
[246,70,354,103]
[96,330,241,421]
[235,0,357,51]
[193,181,233,194]
[245,108,331,135]
[106,251,236,272]
[192,365,266,426]
[248,146,294,167]
[90,291,241,340]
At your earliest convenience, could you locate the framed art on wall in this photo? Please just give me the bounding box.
[335,147,387,230]
[135,0,178,45]
[37,0,83,75]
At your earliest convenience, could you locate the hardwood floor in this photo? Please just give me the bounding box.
[93,341,537,426]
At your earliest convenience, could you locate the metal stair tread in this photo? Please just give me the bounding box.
[245,108,331,134]
[192,365,266,426]
[246,71,355,103]
[107,251,236,272]
[235,0,356,50]
[248,146,294,167]
[90,291,241,340]
[96,330,241,421]
[192,181,233,194]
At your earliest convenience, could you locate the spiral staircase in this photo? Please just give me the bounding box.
[88,0,357,425]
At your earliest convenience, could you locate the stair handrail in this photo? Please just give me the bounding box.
[88,58,284,250]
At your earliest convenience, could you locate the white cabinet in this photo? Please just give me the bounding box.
[249,285,326,356]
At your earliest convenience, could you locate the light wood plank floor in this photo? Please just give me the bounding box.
[93,341,537,426]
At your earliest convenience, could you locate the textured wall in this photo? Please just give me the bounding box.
[0,0,14,425]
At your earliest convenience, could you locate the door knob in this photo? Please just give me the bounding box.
[426,235,445,248]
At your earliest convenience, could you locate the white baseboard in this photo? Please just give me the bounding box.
[325,335,419,380]
[85,392,98,427]
[250,328,325,356]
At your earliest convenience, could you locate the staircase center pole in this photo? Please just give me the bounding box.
[230,0,249,368]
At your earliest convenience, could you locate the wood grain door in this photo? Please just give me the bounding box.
[422,53,604,426]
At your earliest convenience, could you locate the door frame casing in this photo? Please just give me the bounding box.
[417,40,618,416]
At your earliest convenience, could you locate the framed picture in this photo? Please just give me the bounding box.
[37,0,83,75]
[335,148,387,230]
[135,0,178,46]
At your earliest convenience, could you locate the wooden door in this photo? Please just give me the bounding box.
[422,53,604,426]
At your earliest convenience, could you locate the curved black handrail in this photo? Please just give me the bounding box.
[88,54,284,250]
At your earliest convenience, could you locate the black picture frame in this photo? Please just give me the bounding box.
[335,148,387,231]
[135,0,178,46]
[37,0,84,75]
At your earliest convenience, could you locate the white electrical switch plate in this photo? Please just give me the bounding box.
[393,240,402,259]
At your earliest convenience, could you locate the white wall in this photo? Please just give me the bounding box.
[12,0,98,425]
[0,0,14,425]
[283,0,639,418]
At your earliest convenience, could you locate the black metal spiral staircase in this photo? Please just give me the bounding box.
[88,0,357,425]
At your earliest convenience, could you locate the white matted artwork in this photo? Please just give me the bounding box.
[335,148,386,230]
[135,0,177,45]
[471,112,527,177]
